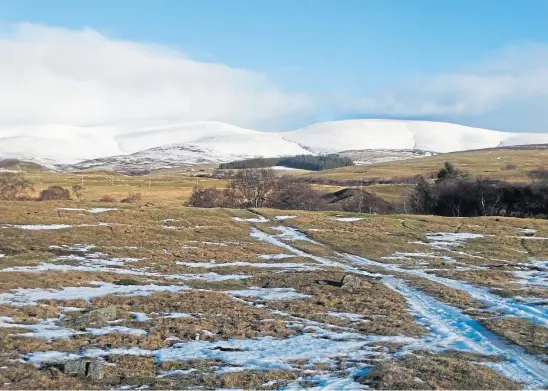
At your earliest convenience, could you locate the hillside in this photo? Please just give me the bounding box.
[283,119,548,153]
[2,119,548,169]
[299,146,548,184]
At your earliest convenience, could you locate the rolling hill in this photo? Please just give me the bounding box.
[1,119,548,170]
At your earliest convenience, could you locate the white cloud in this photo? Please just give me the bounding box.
[348,43,548,132]
[1,23,547,134]
[0,23,313,131]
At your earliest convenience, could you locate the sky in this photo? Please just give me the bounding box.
[1,0,547,132]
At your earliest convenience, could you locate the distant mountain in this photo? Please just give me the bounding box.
[282,119,548,153]
[1,119,548,170]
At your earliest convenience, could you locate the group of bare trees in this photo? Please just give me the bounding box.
[409,163,548,218]
[189,168,393,213]
[189,168,312,209]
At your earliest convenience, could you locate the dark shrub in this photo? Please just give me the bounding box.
[38,186,71,201]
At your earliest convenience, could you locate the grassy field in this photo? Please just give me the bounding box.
[0,158,547,389]
[0,193,546,388]
[16,169,225,204]
[299,148,548,183]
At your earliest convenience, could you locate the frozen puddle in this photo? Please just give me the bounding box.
[227,287,311,301]
[0,282,188,306]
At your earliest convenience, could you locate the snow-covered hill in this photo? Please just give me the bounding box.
[282,119,548,153]
[1,119,547,170]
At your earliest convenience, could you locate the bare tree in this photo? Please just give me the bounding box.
[229,168,277,208]
[72,184,85,201]
[0,172,34,200]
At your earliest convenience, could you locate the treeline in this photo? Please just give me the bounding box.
[188,168,391,213]
[191,163,548,219]
[218,154,354,171]
[409,162,548,218]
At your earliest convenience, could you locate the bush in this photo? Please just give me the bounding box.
[38,186,71,201]
[99,195,117,202]
[0,172,34,200]
[267,177,324,211]
[408,164,548,218]
[120,192,142,203]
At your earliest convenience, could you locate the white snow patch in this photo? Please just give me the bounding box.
[130,312,150,322]
[325,312,367,322]
[0,282,188,306]
[334,217,364,222]
[227,287,311,301]
[232,216,270,223]
[275,215,297,220]
[176,260,316,271]
[87,326,147,337]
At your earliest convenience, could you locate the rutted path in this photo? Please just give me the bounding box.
[251,225,548,389]
[344,253,548,327]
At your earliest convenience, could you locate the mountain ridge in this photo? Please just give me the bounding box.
[1,119,548,170]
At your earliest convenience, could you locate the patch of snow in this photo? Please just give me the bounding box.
[513,260,548,288]
[325,312,366,322]
[271,166,298,170]
[227,287,311,301]
[88,208,119,214]
[419,232,484,251]
[131,312,150,322]
[56,207,118,214]
[2,224,73,230]
[334,217,364,222]
[232,216,270,223]
[272,226,320,244]
[344,253,548,327]
[0,282,188,306]
[384,276,548,389]
[176,260,316,271]
[275,215,297,220]
[161,313,196,319]
[87,326,147,337]
[257,254,297,260]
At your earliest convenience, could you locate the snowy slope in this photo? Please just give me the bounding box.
[1,119,548,168]
[281,119,548,153]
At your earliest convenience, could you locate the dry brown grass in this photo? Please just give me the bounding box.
[250,271,426,337]
[480,317,548,355]
[359,354,520,390]
[300,148,548,183]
